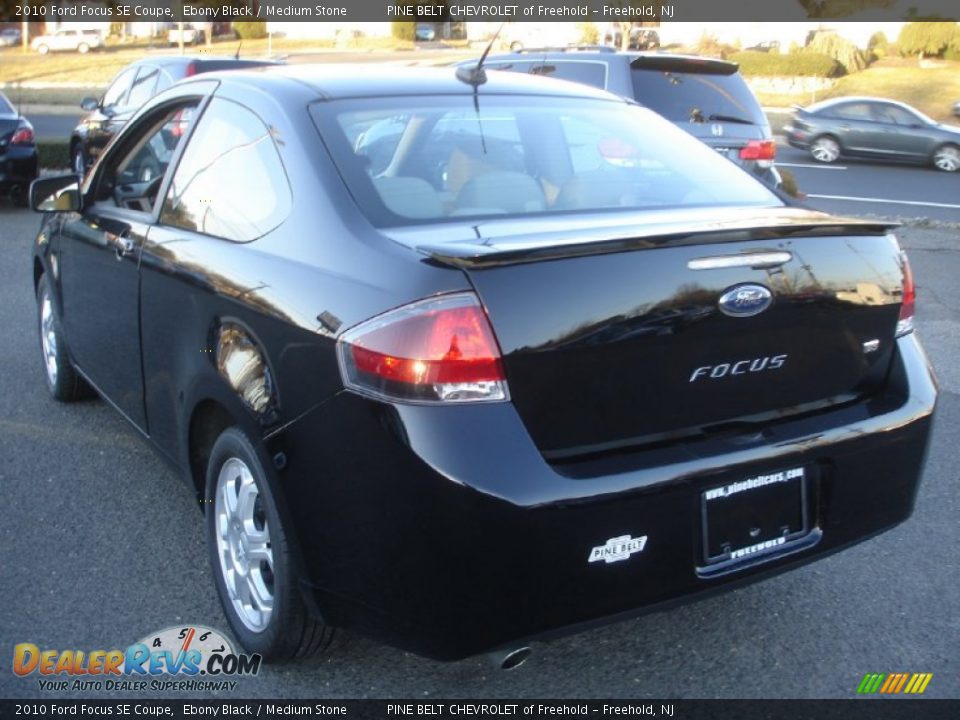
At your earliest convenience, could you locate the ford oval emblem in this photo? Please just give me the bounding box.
[718,284,773,317]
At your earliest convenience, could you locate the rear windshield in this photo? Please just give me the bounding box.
[310,95,780,227]
[630,69,766,126]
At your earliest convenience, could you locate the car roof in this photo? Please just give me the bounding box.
[807,96,920,112]
[196,64,626,102]
[482,50,738,75]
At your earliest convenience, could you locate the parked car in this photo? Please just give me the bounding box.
[0,91,37,206]
[70,56,281,175]
[31,28,102,54]
[461,48,782,188]
[168,23,206,46]
[785,96,960,172]
[0,28,21,47]
[415,23,436,42]
[745,40,781,53]
[30,65,935,665]
[603,27,660,50]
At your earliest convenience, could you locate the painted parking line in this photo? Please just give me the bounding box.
[807,194,960,210]
[778,162,848,170]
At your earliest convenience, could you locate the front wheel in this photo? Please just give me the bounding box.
[206,427,334,661]
[72,145,86,176]
[36,44,49,55]
[810,135,840,164]
[77,43,90,54]
[932,144,960,172]
[36,276,92,401]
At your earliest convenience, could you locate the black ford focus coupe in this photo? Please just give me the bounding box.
[30,65,937,665]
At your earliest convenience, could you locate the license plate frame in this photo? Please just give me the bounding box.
[701,466,810,566]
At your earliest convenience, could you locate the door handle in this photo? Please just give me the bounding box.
[114,234,135,261]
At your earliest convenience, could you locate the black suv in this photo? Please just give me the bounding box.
[467,48,780,187]
[70,55,280,175]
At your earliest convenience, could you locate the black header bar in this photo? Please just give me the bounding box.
[0,0,957,24]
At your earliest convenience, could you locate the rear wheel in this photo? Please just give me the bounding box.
[36,276,91,401]
[77,43,90,54]
[810,135,840,164]
[206,427,334,661]
[36,44,48,55]
[932,144,960,172]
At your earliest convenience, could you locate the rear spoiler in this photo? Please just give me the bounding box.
[415,213,898,269]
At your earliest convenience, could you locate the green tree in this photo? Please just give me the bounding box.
[233,21,267,40]
[805,30,867,73]
[391,21,415,42]
[897,21,960,57]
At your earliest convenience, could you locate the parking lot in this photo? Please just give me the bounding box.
[0,201,957,699]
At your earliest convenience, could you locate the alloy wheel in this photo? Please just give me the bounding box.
[933,146,960,172]
[214,457,275,633]
[810,137,840,163]
[39,291,58,388]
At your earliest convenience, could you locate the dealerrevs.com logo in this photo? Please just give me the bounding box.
[13,625,261,693]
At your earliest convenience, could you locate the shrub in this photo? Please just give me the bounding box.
[38,141,71,170]
[233,21,267,40]
[730,51,843,77]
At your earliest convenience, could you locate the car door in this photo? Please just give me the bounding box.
[828,102,883,155]
[870,102,934,159]
[53,30,73,51]
[58,97,202,430]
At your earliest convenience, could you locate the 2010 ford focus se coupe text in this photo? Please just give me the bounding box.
[29,65,937,665]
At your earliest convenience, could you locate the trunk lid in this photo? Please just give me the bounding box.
[391,207,905,458]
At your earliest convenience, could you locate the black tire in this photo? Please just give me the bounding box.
[36,275,92,401]
[205,427,334,661]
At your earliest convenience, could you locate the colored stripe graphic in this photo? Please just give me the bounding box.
[858,673,932,694]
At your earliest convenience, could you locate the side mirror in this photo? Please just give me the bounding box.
[80,96,99,111]
[30,174,83,213]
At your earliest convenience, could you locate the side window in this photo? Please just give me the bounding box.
[161,98,292,243]
[832,103,873,121]
[102,67,137,109]
[873,104,919,126]
[126,66,160,108]
[93,103,198,213]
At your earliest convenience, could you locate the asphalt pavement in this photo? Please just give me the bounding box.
[0,206,957,700]
[778,145,960,223]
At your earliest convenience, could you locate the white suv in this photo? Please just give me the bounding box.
[31,29,103,54]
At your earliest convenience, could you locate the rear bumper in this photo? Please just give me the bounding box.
[275,333,936,660]
[0,146,38,190]
[783,126,811,150]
